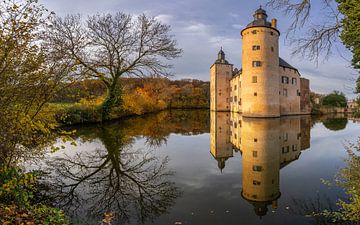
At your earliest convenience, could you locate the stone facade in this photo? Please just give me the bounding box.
[210,7,311,117]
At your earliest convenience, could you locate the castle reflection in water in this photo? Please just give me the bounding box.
[210,112,311,217]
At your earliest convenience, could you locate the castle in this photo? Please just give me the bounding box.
[210,7,311,117]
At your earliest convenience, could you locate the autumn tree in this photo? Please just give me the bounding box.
[0,0,75,164]
[45,13,182,120]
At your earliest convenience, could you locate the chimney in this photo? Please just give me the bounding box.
[271,18,277,28]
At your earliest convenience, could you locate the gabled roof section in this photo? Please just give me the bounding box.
[279,57,297,70]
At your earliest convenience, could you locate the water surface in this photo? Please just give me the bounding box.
[36,110,360,225]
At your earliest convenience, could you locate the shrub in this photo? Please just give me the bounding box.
[0,166,68,225]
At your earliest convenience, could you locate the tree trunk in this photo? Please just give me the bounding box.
[102,81,122,121]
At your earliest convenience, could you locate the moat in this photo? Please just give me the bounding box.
[28,110,360,225]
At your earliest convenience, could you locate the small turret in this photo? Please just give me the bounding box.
[254,6,267,20]
[215,47,229,64]
[246,6,272,28]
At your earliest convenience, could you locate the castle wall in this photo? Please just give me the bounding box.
[241,27,280,117]
[279,68,301,115]
[230,75,241,113]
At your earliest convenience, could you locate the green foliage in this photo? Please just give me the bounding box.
[0,165,68,225]
[53,103,103,125]
[322,91,347,107]
[336,0,360,73]
[326,138,360,222]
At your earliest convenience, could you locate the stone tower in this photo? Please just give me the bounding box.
[241,7,280,117]
[210,48,233,111]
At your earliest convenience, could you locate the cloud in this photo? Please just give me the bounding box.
[229,12,240,18]
[231,24,244,29]
[183,23,210,35]
[154,14,173,23]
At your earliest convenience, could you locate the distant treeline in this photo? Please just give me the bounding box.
[51,78,210,124]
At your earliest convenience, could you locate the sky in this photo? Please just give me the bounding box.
[39,0,358,98]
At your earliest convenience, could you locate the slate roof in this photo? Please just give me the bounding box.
[279,57,297,70]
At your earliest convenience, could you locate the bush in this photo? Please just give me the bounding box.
[0,166,68,225]
[56,105,102,125]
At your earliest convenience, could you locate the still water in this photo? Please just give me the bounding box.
[36,110,360,225]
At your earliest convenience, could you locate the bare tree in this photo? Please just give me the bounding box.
[266,0,342,62]
[44,13,182,120]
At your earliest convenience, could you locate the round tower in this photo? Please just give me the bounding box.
[241,7,280,117]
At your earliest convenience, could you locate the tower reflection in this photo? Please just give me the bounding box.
[210,112,311,217]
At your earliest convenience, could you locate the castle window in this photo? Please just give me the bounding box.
[252,61,262,67]
[239,120,242,127]
[271,47,274,52]
[234,96,237,102]
[282,147,289,154]
[252,76,257,83]
[254,92,257,96]
[270,31,274,36]
[297,90,301,96]
[281,76,289,84]
[283,133,288,141]
[254,138,258,142]
[253,180,261,186]
[235,134,237,139]
[292,78,297,85]
[252,165,262,171]
[252,30,257,34]
[253,151,258,157]
[252,45,260,50]
[219,92,221,96]
[283,88,288,97]
[234,122,237,128]
[235,85,237,90]
[292,145,298,151]
[239,98,242,105]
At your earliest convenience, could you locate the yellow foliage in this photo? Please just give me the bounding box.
[123,87,168,115]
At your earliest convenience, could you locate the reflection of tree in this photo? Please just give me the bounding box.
[44,120,182,224]
[322,118,348,131]
[289,138,360,224]
[290,194,356,225]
